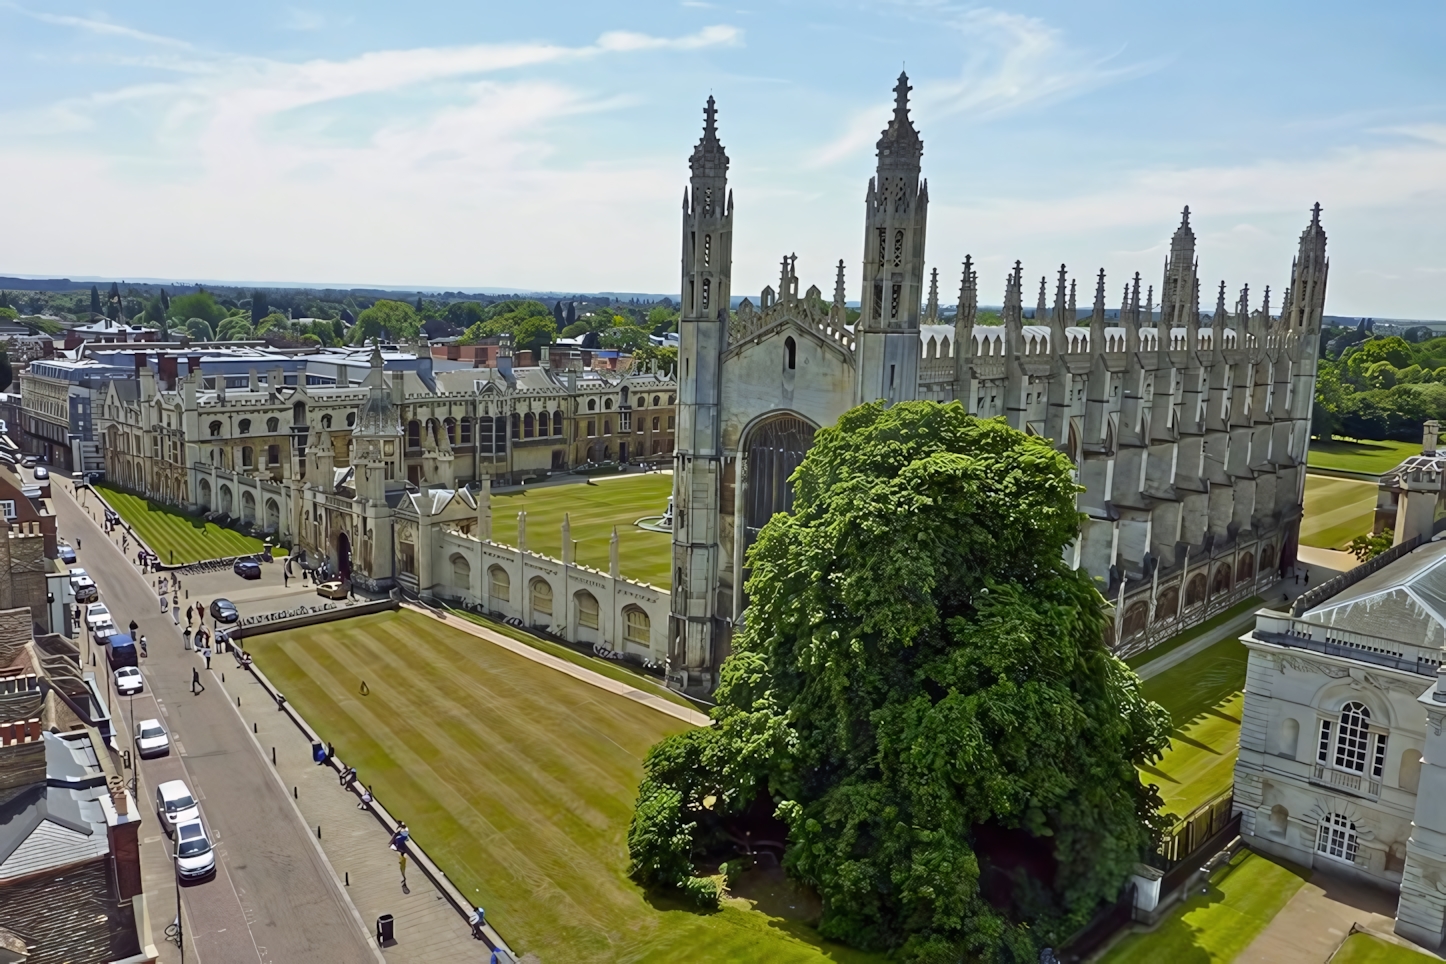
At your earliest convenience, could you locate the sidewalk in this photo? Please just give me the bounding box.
[210,659,513,963]
[1236,868,1430,963]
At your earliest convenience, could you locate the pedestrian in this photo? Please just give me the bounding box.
[389,822,410,852]
[357,786,373,810]
[128,619,138,637]
[186,604,194,626]
[469,905,487,939]
[203,645,212,670]
[139,635,148,658]
[398,850,407,884]
[172,603,180,625]
[159,592,167,613]
[326,741,335,762]
[191,666,204,694]
[340,765,356,787]
[76,537,81,550]
[283,569,288,587]
[1305,570,1310,586]
[183,627,192,650]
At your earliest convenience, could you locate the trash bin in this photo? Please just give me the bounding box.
[376,914,394,944]
[311,741,325,764]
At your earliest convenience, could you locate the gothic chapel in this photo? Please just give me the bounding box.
[668,74,1326,694]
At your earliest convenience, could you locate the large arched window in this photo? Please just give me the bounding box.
[552,411,563,437]
[321,414,333,429]
[575,591,599,630]
[1211,565,1232,597]
[511,413,521,439]
[450,553,470,588]
[241,445,254,468]
[1237,551,1255,583]
[1155,587,1179,622]
[1121,602,1148,640]
[744,415,816,546]
[1185,573,1207,608]
[537,411,549,437]
[1316,813,1358,863]
[587,398,596,411]
[407,420,421,449]
[530,577,553,619]
[1334,702,1371,772]
[524,413,535,438]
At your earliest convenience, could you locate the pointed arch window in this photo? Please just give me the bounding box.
[893,230,904,268]
[785,336,797,370]
[703,234,711,267]
[701,278,711,312]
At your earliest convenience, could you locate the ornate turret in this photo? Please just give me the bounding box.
[856,72,928,405]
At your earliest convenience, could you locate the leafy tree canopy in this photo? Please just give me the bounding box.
[628,402,1170,961]
[458,299,556,354]
[353,299,421,343]
[599,325,650,351]
[167,291,227,327]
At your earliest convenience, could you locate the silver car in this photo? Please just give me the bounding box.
[135,718,170,758]
[173,819,216,881]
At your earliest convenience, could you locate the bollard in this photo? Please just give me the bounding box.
[293,786,298,799]
[222,673,225,683]
[272,746,276,764]
[317,825,321,839]
[237,696,241,706]
[253,722,257,733]
[345,871,349,886]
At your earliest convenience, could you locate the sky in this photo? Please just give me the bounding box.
[0,1,1442,318]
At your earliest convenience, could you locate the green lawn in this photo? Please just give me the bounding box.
[1139,637,1249,817]
[446,606,701,711]
[1101,850,1307,964]
[1302,475,1378,550]
[1331,931,1441,963]
[248,610,880,964]
[94,483,275,564]
[1309,438,1420,475]
[1125,597,1264,670]
[489,474,673,588]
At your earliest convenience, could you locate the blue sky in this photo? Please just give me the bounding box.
[0,1,1442,318]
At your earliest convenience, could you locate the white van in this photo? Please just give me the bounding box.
[155,780,200,834]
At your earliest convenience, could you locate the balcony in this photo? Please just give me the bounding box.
[1311,764,1381,799]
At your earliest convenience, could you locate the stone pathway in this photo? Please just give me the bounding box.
[1236,868,1438,963]
[210,658,513,963]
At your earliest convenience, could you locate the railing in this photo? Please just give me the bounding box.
[1311,764,1381,799]
[1254,627,1439,677]
[1289,520,1446,616]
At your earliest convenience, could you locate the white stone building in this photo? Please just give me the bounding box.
[1233,538,1446,947]
[668,74,1328,693]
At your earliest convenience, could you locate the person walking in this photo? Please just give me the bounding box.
[128,619,139,638]
[186,604,194,627]
[469,906,487,939]
[182,627,192,650]
[191,666,204,695]
[172,602,180,625]
[203,645,212,670]
[398,850,407,885]
[357,785,373,810]
[283,569,288,587]
[139,635,148,658]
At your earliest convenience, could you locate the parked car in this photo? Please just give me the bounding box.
[172,819,216,881]
[107,634,138,669]
[92,620,117,641]
[135,718,170,758]
[114,666,144,696]
[33,466,48,480]
[233,559,261,580]
[70,570,98,604]
[155,780,200,836]
[316,580,349,600]
[85,602,112,632]
[58,544,77,564]
[21,456,35,468]
[209,598,239,623]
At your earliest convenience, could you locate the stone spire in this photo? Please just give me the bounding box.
[1090,268,1108,351]
[689,95,729,180]
[1035,276,1048,322]
[1286,202,1328,331]
[876,71,922,165]
[833,259,847,309]
[1213,280,1228,361]
[924,267,940,323]
[957,256,977,327]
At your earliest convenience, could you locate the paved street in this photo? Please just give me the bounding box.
[53,482,381,964]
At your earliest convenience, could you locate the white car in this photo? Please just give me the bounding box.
[68,567,89,588]
[172,820,216,881]
[155,780,200,836]
[92,620,117,641]
[85,603,112,632]
[114,666,144,696]
[135,718,170,758]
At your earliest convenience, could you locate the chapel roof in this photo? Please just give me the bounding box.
[1302,537,1446,649]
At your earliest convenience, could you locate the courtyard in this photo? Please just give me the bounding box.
[1307,439,1421,476]
[91,482,276,563]
[489,473,674,588]
[245,609,881,964]
[1138,635,1249,818]
[1301,475,1379,551]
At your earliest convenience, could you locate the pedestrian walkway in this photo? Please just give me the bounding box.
[211,657,517,963]
[402,603,711,728]
[1236,867,1436,963]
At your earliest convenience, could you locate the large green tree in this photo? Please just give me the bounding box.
[628,402,1171,961]
[353,299,421,343]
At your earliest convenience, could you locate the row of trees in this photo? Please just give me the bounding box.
[1314,331,1446,440]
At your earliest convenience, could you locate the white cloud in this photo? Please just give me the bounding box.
[810,6,1155,166]
[15,7,192,48]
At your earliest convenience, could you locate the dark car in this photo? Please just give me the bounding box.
[58,544,77,564]
[33,466,49,480]
[233,559,262,579]
[209,599,240,623]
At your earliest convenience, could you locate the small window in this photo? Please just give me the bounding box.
[605,398,614,411]
[346,412,356,427]
[553,411,563,436]
[587,419,596,437]
[266,417,279,433]
[0,500,15,520]
[668,394,675,405]
[1317,813,1358,863]
[511,413,520,439]
[460,417,472,445]
[637,396,646,408]
[785,336,797,370]
[652,417,660,432]
[407,420,421,448]
[209,420,222,437]
[604,419,611,436]
[524,413,535,438]
[667,416,675,430]
[588,399,596,411]
[241,446,254,468]
[238,418,251,434]
[321,414,332,429]
[653,395,661,406]
[625,608,650,645]
[267,444,280,465]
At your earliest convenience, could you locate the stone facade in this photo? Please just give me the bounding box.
[1232,538,1446,949]
[669,74,1327,693]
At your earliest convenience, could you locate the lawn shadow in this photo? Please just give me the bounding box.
[1167,732,1223,755]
